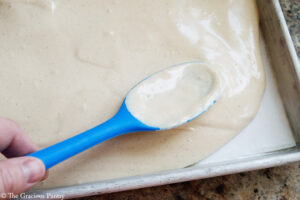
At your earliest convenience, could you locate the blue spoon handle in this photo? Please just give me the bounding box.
[28,102,158,169]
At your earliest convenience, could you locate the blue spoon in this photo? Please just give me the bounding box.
[29,61,221,169]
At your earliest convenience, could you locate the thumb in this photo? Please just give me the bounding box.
[0,157,46,195]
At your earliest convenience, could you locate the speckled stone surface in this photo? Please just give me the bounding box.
[77,1,300,199]
[280,0,300,58]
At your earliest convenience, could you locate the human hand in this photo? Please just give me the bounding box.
[0,117,47,198]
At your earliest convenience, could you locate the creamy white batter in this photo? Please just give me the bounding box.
[126,62,222,129]
[0,0,265,188]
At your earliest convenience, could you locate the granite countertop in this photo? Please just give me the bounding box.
[77,1,300,199]
[281,0,300,59]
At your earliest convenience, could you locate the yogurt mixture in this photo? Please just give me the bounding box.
[0,0,265,188]
[126,62,222,129]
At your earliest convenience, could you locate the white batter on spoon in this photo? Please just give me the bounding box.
[0,0,265,188]
[126,62,222,129]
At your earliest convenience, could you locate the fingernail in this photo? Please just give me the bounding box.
[42,171,50,181]
[22,158,46,183]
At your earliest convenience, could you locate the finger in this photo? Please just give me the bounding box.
[0,118,38,158]
[0,157,46,195]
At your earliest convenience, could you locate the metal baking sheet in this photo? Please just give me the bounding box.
[24,0,300,199]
